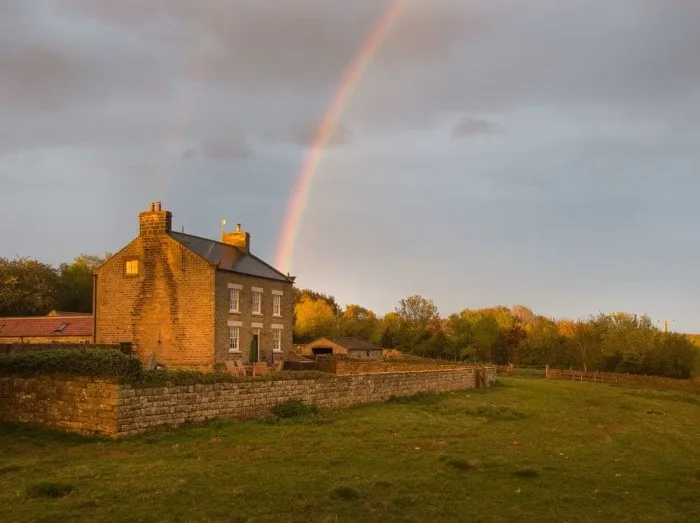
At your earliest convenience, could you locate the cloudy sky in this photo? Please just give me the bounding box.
[1,0,699,332]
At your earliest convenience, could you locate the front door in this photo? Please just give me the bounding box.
[250,331,260,362]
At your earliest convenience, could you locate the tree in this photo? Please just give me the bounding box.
[511,304,535,324]
[293,296,337,343]
[376,312,403,349]
[0,256,59,316]
[56,253,110,313]
[339,304,377,339]
[293,288,340,315]
[395,295,441,352]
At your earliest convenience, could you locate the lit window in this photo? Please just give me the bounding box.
[272,327,282,352]
[272,294,282,317]
[252,291,262,315]
[228,326,240,352]
[125,259,139,275]
[229,288,240,313]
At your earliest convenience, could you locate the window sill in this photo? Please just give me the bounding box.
[272,314,282,318]
[252,312,263,316]
[228,350,241,354]
[229,310,241,314]
[273,349,283,353]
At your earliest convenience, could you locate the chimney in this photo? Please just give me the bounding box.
[222,223,250,253]
[139,201,172,237]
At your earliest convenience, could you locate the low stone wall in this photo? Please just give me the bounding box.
[319,358,477,375]
[0,366,497,437]
[0,377,120,435]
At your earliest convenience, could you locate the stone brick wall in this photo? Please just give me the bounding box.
[0,366,496,437]
[94,235,217,370]
[214,272,294,365]
[0,377,120,436]
[317,359,479,375]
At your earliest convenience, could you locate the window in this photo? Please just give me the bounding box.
[272,327,281,352]
[229,288,240,313]
[228,326,240,352]
[54,323,68,332]
[252,290,262,315]
[272,293,282,317]
[125,259,139,275]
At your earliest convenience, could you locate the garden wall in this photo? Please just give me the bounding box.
[0,367,496,437]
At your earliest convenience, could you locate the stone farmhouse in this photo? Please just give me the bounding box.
[93,202,295,370]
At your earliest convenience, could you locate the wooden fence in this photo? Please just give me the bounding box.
[545,366,700,392]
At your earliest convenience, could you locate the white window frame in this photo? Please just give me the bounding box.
[228,325,240,352]
[272,293,282,317]
[271,324,283,352]
[252,287,263,315]
[228,284,241,313]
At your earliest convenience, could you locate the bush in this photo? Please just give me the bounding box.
[270,399,318,419]
[0,348,142,382]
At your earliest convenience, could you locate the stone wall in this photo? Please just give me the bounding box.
[0,377,120,436]
[0,366,497,437]
[316,357,479,375]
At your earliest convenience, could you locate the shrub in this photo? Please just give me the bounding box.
[270,400,318,419]
[0,348,142,382]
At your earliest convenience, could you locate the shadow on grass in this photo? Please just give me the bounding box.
[386,392,442,405]
[466,404,526,421]
[26,482,77,499]
[0,422,101,448]
[329,486,361,501]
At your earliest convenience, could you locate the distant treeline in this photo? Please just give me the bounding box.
[294,291,699,379]
[0,255,110,316]
[2,256,697,379]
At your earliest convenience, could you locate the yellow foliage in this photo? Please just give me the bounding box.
[294,297,336,339]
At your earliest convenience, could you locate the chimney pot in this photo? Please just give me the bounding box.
[236,223,241,232]
[157,201,162,211]
[149,202,155,212]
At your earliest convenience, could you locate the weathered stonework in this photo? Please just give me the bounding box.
[94,204,294,370]
[0,367,497,437]
[214,272,293,365]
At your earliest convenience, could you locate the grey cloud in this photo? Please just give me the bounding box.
[267,122,353,148]
[202,136,251,160]
[452,117,504,138]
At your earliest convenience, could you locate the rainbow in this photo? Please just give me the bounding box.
[275,0,407,273]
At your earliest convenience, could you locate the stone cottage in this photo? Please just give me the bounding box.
[93,202,295,370]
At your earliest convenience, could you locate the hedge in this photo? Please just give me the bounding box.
[0,348,142,381]
[0,348,331,386]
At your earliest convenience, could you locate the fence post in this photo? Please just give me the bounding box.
[545,365,549,379]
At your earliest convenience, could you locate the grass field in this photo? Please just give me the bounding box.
[1,378,699,522]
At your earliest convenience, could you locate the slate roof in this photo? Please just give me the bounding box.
[0,316,93,338]
[168,232,291,282]
[328,337,381,351]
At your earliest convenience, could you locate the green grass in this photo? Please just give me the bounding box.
[1,378,700,522]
